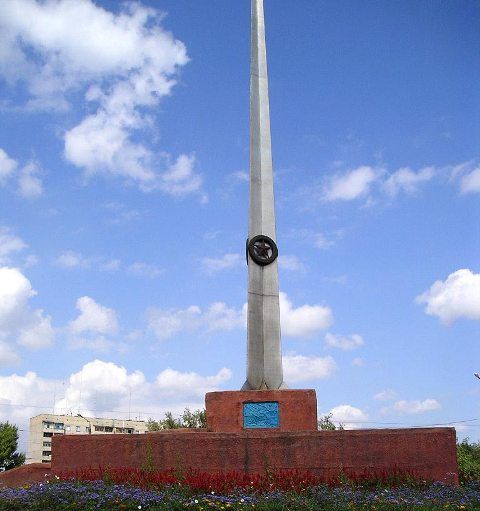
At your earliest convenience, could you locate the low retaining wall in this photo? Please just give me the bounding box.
[51,427,458,484]
[0,463,50,488]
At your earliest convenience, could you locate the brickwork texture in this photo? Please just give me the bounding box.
[50,428,458,484]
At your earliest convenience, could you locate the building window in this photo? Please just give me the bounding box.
[126,429,133,434]
[75,426,81,432]
[65,425,71,432]
[104,426,113,432]
[42,451,51,457]
[94,425,104,432]
[54,423,64,430]
[115,428,124,433]
[42,442,51,447]
[43,432,53,438]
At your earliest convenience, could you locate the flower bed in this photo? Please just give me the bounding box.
[56,466,455,491]
[0,471,480,511]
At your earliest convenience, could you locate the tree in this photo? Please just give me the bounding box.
[0,422,25,471]
[318,413,344,431]
[457,438,480,482]
[147,408,207,431]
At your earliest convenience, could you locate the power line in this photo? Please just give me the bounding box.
[1,401,480,430]
[333,417,480,426]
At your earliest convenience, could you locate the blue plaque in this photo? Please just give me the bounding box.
[243,401,279,428]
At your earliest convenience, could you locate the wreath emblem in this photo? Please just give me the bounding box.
[247,235,278,266]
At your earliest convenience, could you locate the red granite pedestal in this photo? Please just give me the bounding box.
[48,427,458,484]
[206,389,317,432]
[46,389,458,484]
[0,389,460,487]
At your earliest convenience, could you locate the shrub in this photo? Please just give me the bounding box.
[147,408,207,431]
[318,413,344,431]
[457,438,480,482]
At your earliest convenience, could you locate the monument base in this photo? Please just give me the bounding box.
[48,428,458,484]
[0,463,49,489]
[206,389,318,432]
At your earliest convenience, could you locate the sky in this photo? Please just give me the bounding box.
[0,0,479,457]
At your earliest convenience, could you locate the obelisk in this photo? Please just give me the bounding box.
[242,0,287,391]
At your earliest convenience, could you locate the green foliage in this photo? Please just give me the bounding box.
[147,408,207,431]
[457,438,480,482]
[318,413,344,431]
[0,422,25,471]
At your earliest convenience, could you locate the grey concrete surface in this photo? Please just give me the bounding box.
[242,0,287,391]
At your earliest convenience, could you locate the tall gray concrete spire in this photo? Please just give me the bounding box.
[242,0,287,391]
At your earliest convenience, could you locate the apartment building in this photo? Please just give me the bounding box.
[28,414,148,464]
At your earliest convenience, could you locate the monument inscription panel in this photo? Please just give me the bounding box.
[243,401,279,428]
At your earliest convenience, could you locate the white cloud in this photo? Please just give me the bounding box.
[323,166,377,201]
[460,167,480,194]
[314,233,335,250]
[127,262,164,279]
[0,371,59,454]
[147,292,333,341]
[57,360,145,416]
[64,104,155,183]
[99,259,122,273]
[0,0,202,196]
[384,166,435,197]
[152,154,203,197]
[23,254,39,268]
[204,302,246,333]
[103,202,141,224]
[280,292,333,338]
[416,269,480,324]
[147,302,245,340]
[0,267,35,320]
[325,332,364,351]
[147,305,201,340]
[57,251,116,271]
[293,229,338,251]
[68,336,116,354]
[387,398,441,415]
[319,162,443,203]
[373,389,396,401]
[278,255,306,272]
[17,311,55,349]
[0,341,20,366]
[57,251,162,277]
[328,404,368,429]
[283,354,337,382]
[0,227,27,264]
[0,150,43,198]
[0,266,55,349]
[154,367,231,400]
[18,161,43,199]
[69,296,119,336]
[0,148,17,184]
[351,357,365,367]
[0,0,187,101]
[0,360,232,452]
[230,170,249,182]
[201,254,242,275]
[56,250,93,269]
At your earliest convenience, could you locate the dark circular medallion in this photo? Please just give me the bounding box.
[248,235,278,266]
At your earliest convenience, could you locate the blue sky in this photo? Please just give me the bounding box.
[0,0,479,454]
